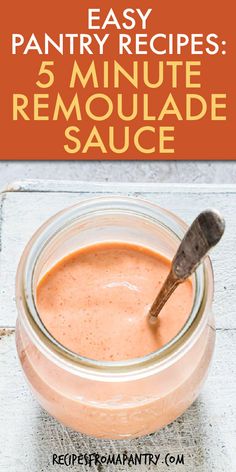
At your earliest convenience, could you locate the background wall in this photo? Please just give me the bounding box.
[0,161,235,191]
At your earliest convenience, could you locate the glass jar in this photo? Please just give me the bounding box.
[15,196,215,439]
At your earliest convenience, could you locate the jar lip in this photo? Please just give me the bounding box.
[16,195,213,377]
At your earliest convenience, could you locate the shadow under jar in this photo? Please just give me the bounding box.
[15,196,215,439]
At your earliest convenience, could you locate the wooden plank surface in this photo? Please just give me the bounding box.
[0,180,236,472]
[0,181,235,328]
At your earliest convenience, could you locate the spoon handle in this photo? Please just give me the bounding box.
[148,271,179,324]
[148,209,225,324]
[172,209,225,281]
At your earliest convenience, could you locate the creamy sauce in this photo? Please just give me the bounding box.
[37,242,193,361]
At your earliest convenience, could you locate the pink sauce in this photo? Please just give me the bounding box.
[37,242,193,361]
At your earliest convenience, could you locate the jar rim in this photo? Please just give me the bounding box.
[16,195,213,378]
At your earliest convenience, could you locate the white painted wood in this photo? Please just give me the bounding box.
[4,179,236,193]
[0,180,236,471]
[0,181,235,328]
[1,161,236,194]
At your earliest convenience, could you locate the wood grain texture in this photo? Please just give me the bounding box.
[1,161,236,194]
[0,181,235,328]
[0,180,236,472]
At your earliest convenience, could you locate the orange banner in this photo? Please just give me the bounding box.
[1,0,235,160]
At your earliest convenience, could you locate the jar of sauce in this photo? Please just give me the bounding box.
[15,197,215,439]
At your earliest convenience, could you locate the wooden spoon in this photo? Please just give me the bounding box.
[148,209,225,325]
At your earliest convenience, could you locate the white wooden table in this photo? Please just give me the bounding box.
[0,180,235,472]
